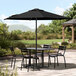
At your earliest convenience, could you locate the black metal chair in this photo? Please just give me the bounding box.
[20,48,33,71]
[20,48,40,71]
[48,46,66,68]
[43,44,51,66]
[32,54,40,71]
[10,47,16,69]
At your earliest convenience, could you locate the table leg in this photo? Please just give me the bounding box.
[29,50,31,66]
[41,50,44,67]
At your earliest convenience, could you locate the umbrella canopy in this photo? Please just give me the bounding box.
[5,8,70,57]
[5,8,69,20]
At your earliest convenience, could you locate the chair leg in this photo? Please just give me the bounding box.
[21,58,24,70]
[33,59,35,71]
[11,57,13,67]
[63,56,66,68]
[54,57,56,68]
[38,59,40,70]
[57,56,59,66]
[48,56,51,67]
[13,58,16,69]
[26,58,27,67]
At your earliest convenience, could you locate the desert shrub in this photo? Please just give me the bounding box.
[61,42,68,46]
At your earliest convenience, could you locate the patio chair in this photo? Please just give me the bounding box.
[20,48,40,71]
[10,47,16,69]
[48,46,66,68]
[32,55,40,71]
[20,48,33,70]
[43,44,51,66]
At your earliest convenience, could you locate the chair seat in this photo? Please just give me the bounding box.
[33,56,39,59]
[49,54,57,57]
[57,53,63,56]
[23,55,33,58]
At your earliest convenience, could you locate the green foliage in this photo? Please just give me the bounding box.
[46,34,62,39]
[0,65,18,76]
[10,32,21,40]
[61,42,68,46]
[63,3,76,19]
[0,48,7,57]
[0,37,11,49]
[11,30,23,35]
[23,31,35,40]
[51,42,59,49]
[14,48,21,55]
[13,42,26,48]
[70,43,76,49]
[0,23,8,36]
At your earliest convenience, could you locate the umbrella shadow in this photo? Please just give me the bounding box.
[38,62,76,70]
[17,62,76,71]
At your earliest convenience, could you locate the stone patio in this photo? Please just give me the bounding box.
[0,50,76,76]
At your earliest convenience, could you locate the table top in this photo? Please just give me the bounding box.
[20,47,53,51]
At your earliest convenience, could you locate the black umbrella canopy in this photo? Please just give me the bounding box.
[5,8,69,20]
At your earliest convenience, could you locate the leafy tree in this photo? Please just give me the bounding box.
[0,22,8,36]
[11,30,23,35]
[49,20,66,34]
[63,3,76,19]
[37,24,50,35]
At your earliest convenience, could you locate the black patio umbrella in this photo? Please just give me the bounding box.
[5,8,70,57]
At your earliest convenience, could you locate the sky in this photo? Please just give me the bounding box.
[0,0,76,29]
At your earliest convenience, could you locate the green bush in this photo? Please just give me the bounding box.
[70,43,76,49]
[10,33,21,40]
[13,42,26,48]
[61,42,68,46]
[67,44,71,49]
[51,42,59,49]
[0,38,11,49]
[0,48,7,57]
[46,34,56,39]
[14,48,21,55]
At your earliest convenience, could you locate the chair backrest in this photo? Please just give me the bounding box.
[43,44,51,54]
[10,47,15,56]
[58,46,66,55]
[43,44,51,48]
[20,48,29,57]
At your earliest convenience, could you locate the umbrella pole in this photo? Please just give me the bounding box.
[35,19,37,67]
[36,19,37,56]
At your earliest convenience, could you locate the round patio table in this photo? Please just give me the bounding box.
[21,47,53,67]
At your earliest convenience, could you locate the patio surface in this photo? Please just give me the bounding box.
[0,50,76,76]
